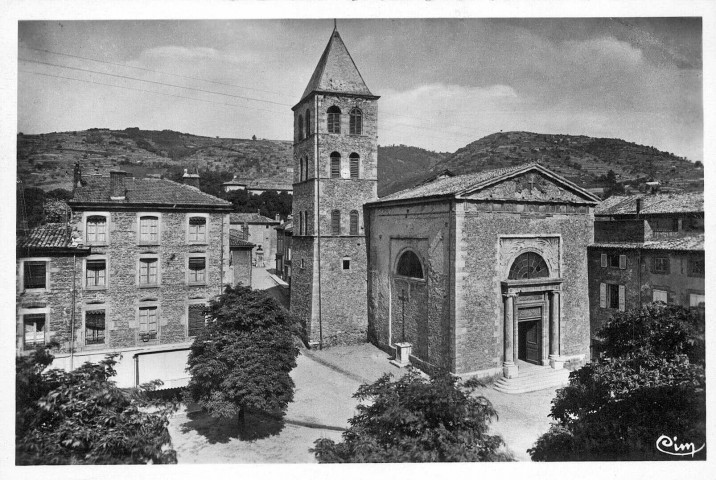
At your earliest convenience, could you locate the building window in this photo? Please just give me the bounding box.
[139,215,159,244]
[85,259,107,288]
[188,257,207,284]
[342,258,351,270]
[330,152,341,178]
[508,252,549,280]
[349,210,359,235]
[349,108,362,135]
[652,257,670,274]
[299,157,305,182]
[23,260,48,290]
[600,283,625,311]
[349,153,360,178]
[396,250,424,279]
[305,109,311,137]
[331,210,341,235]
[188,216,207,243]
[650,217,679,233]
[327,106,341,134]
[139,258,159,286]
[86,215,108,244]
[688,257,704,277]
[298,114,304,140]
[689,293,705,308]
[85,310,106,345]
[652,289,668,303]
[601,253,626,269]
[188,303,207,337]
[138,306,158,341]
[23,313,46,347]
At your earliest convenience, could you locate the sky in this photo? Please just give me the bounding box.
[17,18,703,161]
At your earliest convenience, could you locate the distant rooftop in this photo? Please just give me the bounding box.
[591,233,704,252]
[230,229,255,248]
[595,192,703,216]
[230,212,280,224]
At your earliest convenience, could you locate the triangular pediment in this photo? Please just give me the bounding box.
[458,165,599,204]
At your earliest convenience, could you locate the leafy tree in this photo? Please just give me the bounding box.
[529,303,706,461]
[311,369,514,462]
[184,285,300,425]
[16,349,178,465]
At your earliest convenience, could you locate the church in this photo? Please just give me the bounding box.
[291,26,600,378]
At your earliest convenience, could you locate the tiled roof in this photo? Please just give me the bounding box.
[299,28,375,104]
[230,213,280,224]
[18,223,76,249]
[374,163,598,204]
[70,175,231,208]
[230,229,254,248]
[590,233,704,252]
[595,192,703,216]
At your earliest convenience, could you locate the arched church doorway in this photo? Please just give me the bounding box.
[509,252,549,365]
[391,249,429,361]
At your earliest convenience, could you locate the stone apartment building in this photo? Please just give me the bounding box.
[587,192,704,355]
[17,169,232,388]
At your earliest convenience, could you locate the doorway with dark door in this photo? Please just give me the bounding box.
[517,305,542,364]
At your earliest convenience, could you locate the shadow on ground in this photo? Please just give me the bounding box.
[180,409,285,444]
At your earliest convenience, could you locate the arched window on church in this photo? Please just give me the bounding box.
[349,153,360,179]
[330,152,341,178]
[396,250,424,279]
[305,109,311,137]
[302,156,308,181]
[299,156,304,182]
[508,252,549,280]
[298,114,304,140]
[349,210,359,235]
[349,108,362,135]
[331,210,341,235]
[327,106,341,134]
[299,211,304,235]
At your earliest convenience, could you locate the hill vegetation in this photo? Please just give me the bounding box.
[17,129,702,198]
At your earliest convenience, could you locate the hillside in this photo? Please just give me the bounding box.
[17,129,702,197]
[413,131,703,196]
[17,128,293,191]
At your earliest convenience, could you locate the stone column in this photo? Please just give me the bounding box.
[503,292,519,378]
[549,290,564,369]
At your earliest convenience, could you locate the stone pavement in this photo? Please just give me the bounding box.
[168,343,558,462]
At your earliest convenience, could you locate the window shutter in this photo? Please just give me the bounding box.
[619,255,627,269]
[600,283,606,308]
[601,254,607,268]
[618,285,626,311]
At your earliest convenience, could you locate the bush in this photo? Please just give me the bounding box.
[529,304,706,461]
[16,350,178,465]
[311,369,514,462]
[184,285,300,424]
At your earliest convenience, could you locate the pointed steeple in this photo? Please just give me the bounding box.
[298,27,376,105]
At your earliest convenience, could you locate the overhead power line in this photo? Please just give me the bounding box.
[20,45,294,99]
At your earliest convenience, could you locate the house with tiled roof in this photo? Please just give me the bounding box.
[17,167,233,388]
[274,220,293,284]
[587,192,705,355]
[229,229,254,287]
[230,212,280,267]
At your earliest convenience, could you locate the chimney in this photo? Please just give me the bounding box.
[636,198,642,216]
[109,170,128,200]
[72,162,83,194]
[275,213,281,222]
[182,168,200,189]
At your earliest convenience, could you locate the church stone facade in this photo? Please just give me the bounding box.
[290,27,379,347]
[291,27,599,379]
[364,164,599,377]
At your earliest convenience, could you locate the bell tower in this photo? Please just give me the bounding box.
[291,25,379,347]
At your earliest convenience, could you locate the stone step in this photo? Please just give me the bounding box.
[493,367,570,394]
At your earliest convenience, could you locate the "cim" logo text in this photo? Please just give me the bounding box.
[656,435,705,457]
